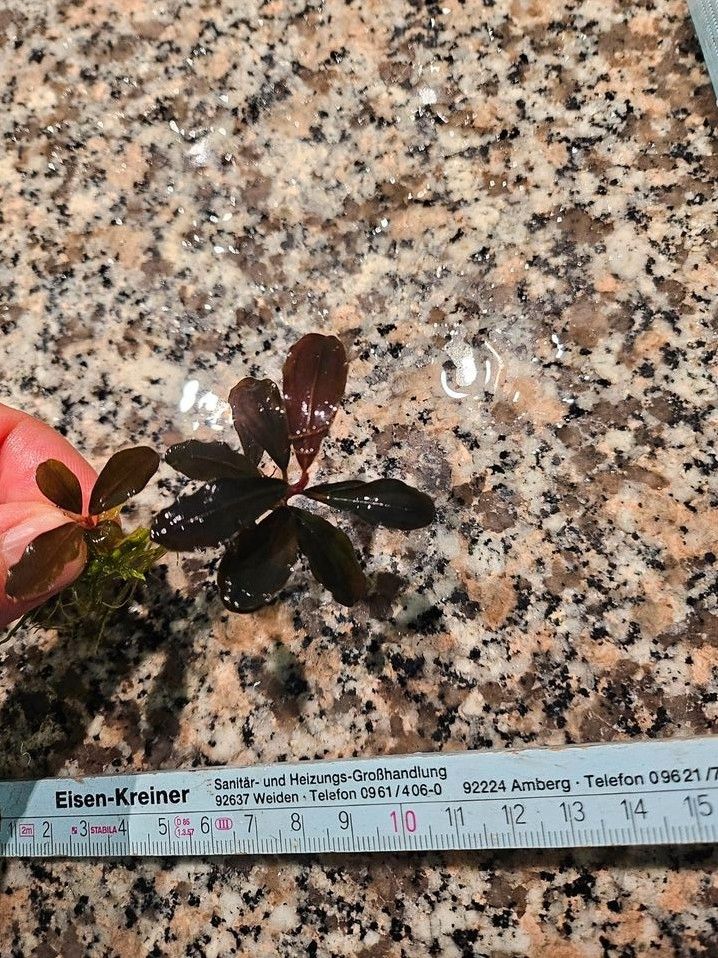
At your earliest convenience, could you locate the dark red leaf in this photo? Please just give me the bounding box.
[305,478,436,529]
[292,508,366,606]
[165,439,258,481]
[234,431,262,468]
[36,459,83,514]
[283,334,348,471]
[228,378,290,470]
[218,508,298,613]
[84,519,124,553]
[5,522,87,601]
[151,477,288,551]
[89,446,160,514]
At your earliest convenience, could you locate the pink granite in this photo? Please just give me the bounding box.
[0,0,717,953]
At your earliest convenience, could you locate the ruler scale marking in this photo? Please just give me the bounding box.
[0,737,716,858]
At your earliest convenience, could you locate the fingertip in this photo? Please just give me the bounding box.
[0,412,97,508]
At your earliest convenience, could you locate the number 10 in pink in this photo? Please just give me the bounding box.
[390,809,417,833]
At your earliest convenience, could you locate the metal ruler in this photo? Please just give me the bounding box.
[1,737,717,858]
[689,0,718,97]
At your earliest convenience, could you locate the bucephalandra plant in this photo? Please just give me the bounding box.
[151,333,436,612]
[6,527,164,642]
[4,447,163,638]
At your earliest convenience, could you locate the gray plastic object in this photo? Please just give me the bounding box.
[689,0,718,98]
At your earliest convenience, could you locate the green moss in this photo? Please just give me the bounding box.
[6,526,165,642]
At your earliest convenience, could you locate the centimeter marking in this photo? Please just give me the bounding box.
[0,737,717,858]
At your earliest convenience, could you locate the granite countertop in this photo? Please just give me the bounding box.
[1,0,717,954]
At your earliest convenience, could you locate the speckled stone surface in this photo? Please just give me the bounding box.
[1,0,717,954]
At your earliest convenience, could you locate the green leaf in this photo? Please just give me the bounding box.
[305,478,436,529]
[5,521,87,601]
[292,508,366,607]
[36,459,83,514]
[165,439,258,481]
[228,378,290,471]
[151,477,288,551]
[89,446,161,514]
[218,508,298,613]
[283,334,348,471]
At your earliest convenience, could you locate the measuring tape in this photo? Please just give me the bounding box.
[1,737,716,858]
[689,0,718,97]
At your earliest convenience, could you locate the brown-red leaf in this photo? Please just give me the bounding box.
[36,459,83,514]
[151,476,288,551]
[283,334,348,472]
[89,446,160,514]
[5,521,87,601]
[228,378,290,471]
[305,478,436,529]
[218,508,298,613]
[292,507,366,606]
[165,439,258,481]
[84,519,124,553]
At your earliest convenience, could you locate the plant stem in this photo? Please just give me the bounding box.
[287,470,310,497]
